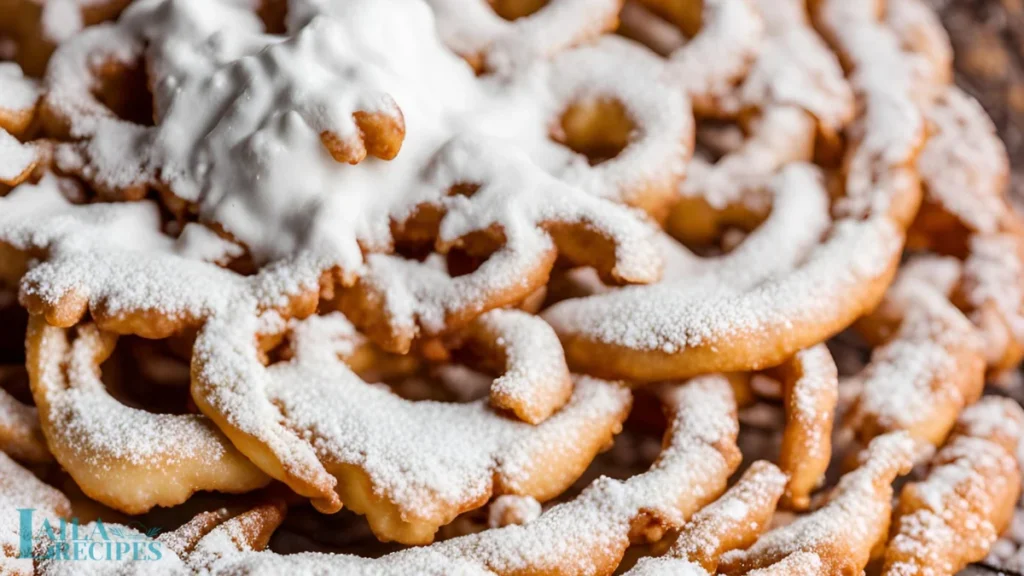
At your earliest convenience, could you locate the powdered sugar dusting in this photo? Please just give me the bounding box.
[883,398,1024,574]
[918,86,1008,234]
[487,495,542,529]
[135,377,739,574]
[817,0,926,220]
[720,432,915,574]
[0,385,45,462]
[850,280,983,441]
[668,0,764,108]
[193,309,631,535]
[0,62,39,119]
[547,190,899,377]
[0,174,324,336]
[426,0,620,73]
[0,130,36,185]
[44,0,668,287]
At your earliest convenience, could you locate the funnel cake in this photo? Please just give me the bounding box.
[0,0,1021,573]
[666,0,854,246]
[625,460,787,575]
[910,85,1024,373]
[881,398,1024,575]
[718,432,917,574]
[846,261,986,454]
[24,317,270,514]
[191,310,631,543]
[0,368,48,463]
[0,174,322,338]
[544,163,904,381]
[0,63,45,191]
[40,0,688,352]
[0,0,132,76]
[131,375,742,574]
[543,0,935,383]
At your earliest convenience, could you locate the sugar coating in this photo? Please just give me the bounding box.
[31,322,231,467]
[40,377,735,575]
[0,130,36,184]
[668,0,764,104]
[44,0,673,282]
[0,62,39,116]
[0,387,39,453]
[487,495,542,529]
[726,0,854,130]
[425,0,620,73]
[853,280,983,436]
[681,0,857,213]
[0,175,321,326]
[193,310,631,524]
[681,106,815,210]
[626,462,786,574]
[720,432,916,573]
[184,377,738,574]
[884,398,1024,574]
[817,0,927,220]
[546,163,893,356]
[917,87,1007,234]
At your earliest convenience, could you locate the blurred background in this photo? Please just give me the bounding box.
[927,0,1024,207]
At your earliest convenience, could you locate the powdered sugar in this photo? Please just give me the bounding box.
[0,174,324,337]
[192,309,631,537]
[817,0,927,221]
[0,385,44,462]
[426,0,620,73]
[918,85,1009,235]
[175,376,740,574]
[487,495,541,529]
[0,62,39,117]
[45,0,670,285]
[0,451,70,562]
[546,166,902,376]
[0,130,37,185]
[883,398,1024,574]
[720,432,915,573]
[668,0,764,108]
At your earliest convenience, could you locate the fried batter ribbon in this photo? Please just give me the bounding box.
[546,163,903,381]
[909,85,1024,373]
[0,0,132,76]
[0,381,49,463]
[812,0,929,229]
[0,63,45,191]
[192,310,630,544]
[0,174,321,338]
[162,375,742,575]
[847,260,986,453]
[625,461,787,575]
[437,309,574,424]
[24,317,270,514]
[718,432,917,575]
[772,345,838,511]
[881,398,1024,576]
